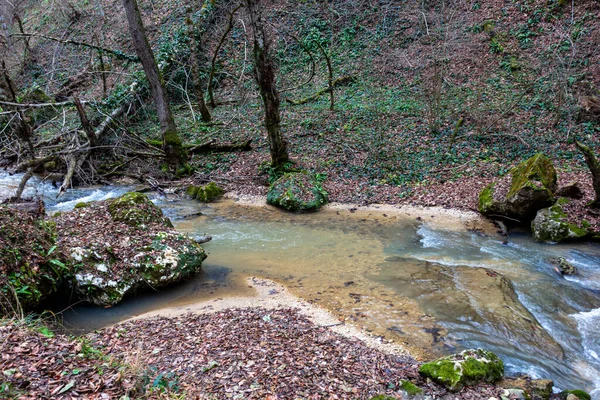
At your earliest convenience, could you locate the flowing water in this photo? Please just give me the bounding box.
[1,170,599,397]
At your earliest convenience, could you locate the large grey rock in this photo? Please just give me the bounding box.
[55,192,206,306]
[479,154,557,222]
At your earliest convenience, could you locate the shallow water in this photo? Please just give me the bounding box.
[2,170,599,397]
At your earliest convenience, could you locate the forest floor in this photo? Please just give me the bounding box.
[1,279,508,399]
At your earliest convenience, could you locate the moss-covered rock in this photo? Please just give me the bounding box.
[187,182,224,202]
[531,199,589,243]
[54,194,206,307]
[72,231,206,306]
[479,154,557,222]
[107,192,172,228]
[267,172,328,212]
[559,390,592,400]
[418,348,504,392]
[0,206,68,313]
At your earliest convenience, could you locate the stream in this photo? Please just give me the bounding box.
[1,170,599,397]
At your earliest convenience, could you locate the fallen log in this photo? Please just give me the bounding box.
[186,139,252,154]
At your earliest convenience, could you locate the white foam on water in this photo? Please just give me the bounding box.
[51,189,126,211]
[571,308,600,397]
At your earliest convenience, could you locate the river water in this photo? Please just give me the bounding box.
[1,170,599,397]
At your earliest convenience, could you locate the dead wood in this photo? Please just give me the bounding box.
[10,32,138,62]
[186,139,252,154]
[14,155,57,172]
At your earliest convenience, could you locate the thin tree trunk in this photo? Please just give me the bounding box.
[122,0,185,170]
[245,0,289,168]
[207,4,241,108]
[97,49,108,97]
[316,41,334,111]
[14,168,33,200]
[185,7,211,122]
[73,95,96,146]
[575,140,600,206]
[1,60,34,156]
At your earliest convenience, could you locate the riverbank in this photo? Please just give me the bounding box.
[0,279,506,399]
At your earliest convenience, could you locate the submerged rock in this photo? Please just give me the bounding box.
[479,154,557,222]
[418,348,504,391]
[532,199,589,243]
[55,192,206,306]
[267,172,328,212]
[371,259,565,361]
[499,376,554,400]
[187,182,224,202]
[548,257,577,275]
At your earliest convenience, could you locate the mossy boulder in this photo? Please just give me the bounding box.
[187,182,224,202]
[559,390,591,400]
[418,348,504,392]
[267,172,328,212]
[0,206,68,313]
[531,199,589,243]
[479,154,557,222]
[107,192,172,228]
[54,193,206,306]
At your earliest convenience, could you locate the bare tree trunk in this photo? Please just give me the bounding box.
[575,140,600,207]
[245,0,289,169]
[207,4,240,108]
[1,60,34,156]
[185,7,211,122]
[122,0,185,170]
[73,95,96,146]
[14,168,33,200]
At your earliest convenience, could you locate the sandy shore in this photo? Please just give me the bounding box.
[224,191,498,234]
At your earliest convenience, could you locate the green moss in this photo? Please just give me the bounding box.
[399,380,423,396]
[418,349,503,392]
[107,192,172,227]
[369,396,397,400]
[507,154,557,199]
[186,185,199,198]
[74,201,92,209]
[559,390,591,400]
[146,139,163,149]
[532,198,589,242]
[267,172,328,212]
[478,183,495,214]
[187,182,224,202]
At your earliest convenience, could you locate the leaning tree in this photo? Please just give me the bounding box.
[122,0,186,171]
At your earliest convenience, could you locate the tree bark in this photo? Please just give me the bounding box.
[245,0,289,169]
[122,0,185,170]
[185,7,211,122]
[73,96,96,146]
[575,140,600,207]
